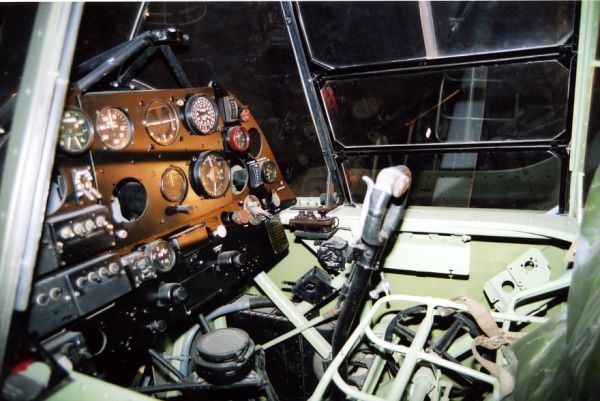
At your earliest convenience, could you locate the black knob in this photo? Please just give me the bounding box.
[147,320,168,333]
[172,286,188,303]
[157,283,188,306]
[217,251,246,268]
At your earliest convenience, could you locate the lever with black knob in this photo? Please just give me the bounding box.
[156,283,188,306]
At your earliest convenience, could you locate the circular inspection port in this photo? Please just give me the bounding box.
[112,178,148,222]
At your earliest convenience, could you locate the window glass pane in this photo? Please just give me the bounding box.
[432,2,574,58]
[139,2,326,196]
[324,61,568,147]
[72,3,139,65]
[298,2,424,68]
[0,3,38,134]
[298,1,574,68]
[344,151,560,210]
[0,3,38,187]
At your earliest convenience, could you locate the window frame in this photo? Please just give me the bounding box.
[287,0,580,212]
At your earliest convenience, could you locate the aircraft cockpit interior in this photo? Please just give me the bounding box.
[0,2,599,401]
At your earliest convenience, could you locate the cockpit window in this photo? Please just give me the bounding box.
[323,61,568,147]
[344,151,561,210]
[298,1,574,69]
[0,3,38,136]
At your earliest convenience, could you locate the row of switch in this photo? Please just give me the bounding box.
[35,287,66,306]
[74,262,121,290]
[58,214,111,240]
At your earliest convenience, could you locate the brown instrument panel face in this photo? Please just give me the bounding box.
[54,87,296,254]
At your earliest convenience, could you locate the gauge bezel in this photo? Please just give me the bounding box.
[145,240,176,273]
[95,106,134,151]
[226,126,251,153]
[184,94,219,135]
[143,99,179,146]
[261,160,277,183]
[190,151,231,198]
[160,165,188,203]
[58,108,94,155]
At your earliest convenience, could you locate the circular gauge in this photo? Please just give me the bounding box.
[226,126,250,153]
[261,160,277,183]
[185,94,218,135]
[58,109,94,154]
[161,166,188,202]
[145,240,176,273]
[190,151,231,198]
[96,107,133,150]
[144,100,179,145]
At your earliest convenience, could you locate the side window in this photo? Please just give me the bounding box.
[0,3,38,136]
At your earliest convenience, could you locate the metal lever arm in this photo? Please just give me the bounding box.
[73,28,189,94]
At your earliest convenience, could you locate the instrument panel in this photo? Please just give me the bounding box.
[31,87,296,346]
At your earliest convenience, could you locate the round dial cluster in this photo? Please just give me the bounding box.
[185,94,218,135]
[58,109,94,154]
[191,151,231,198]
[226,126,250,153]
[144,99,179,145]
[96,107,133,150]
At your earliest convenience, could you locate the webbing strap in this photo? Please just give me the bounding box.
[451,296,526,399]
[471,337,516,398]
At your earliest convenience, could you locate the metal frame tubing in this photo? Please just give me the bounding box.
[309,294,548,401]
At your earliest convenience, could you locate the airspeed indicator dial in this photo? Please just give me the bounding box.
[185,94,218,135]
[96,107,133,150]
[190,151,231,198]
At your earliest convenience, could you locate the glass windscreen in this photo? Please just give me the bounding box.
[299,1,574,68]
[323,61,568,147]
[344,151,561,210]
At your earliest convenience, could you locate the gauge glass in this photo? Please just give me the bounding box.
[161,166,188,202]
[58,109,93,154]
[261,160,277,183]
[227,126,250,152]
[185,94,218,135]
[144,100,179,145]
[192,151,230,198]
[147,240,176,272]
[96,107,133,150]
